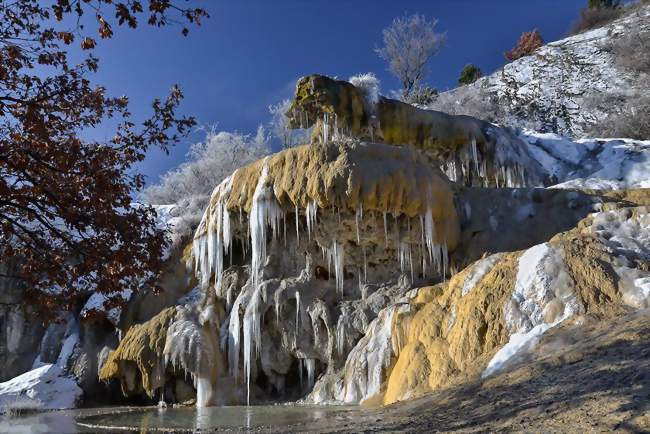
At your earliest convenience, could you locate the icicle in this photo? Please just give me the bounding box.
[305,358,315,389]
[358,267,363,293]
[249,159,283,292]
[409,244,414,283]
[333,113,339,140]
[355,204,362,244]
[471,138,479,176]
[363,245,367,282]
[332,240,345,295]
[294,203,300,246]
[274,290,281,322]
[306,200,317,240]
[337,320,346,355]
[227,295,242,379]
[423,206,436,266]
[295,290,301,338]
[243,289,264,406]
[383,212,388,244]
[322,112,330,143]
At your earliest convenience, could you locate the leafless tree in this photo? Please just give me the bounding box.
[376,13,447,98]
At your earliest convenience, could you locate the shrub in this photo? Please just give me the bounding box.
[458,64,483,86]
[268,99,311,149]
[505,29,544,62]
[349,72,381,104]
[589,0,621,8]
[400,85,439,106]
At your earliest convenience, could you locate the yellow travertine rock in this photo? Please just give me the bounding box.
[383,207,649,405]
[99,307,176,397]
[198,141,460,251]
[287,74,487,157]
[286,74,543,187]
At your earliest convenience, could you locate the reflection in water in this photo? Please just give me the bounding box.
[72,405,351,432]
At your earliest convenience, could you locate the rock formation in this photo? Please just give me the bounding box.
[428,5,650,138]
[324,200,650,406]
[3,69,649,415]
[286,74,545,187]
[99,141,460,406]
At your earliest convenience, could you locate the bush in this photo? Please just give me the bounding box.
[458,64,483,86]
[400,85,439,106]
[589,0,620,8]
[143,127,269,244]
[505,29,544,62]
[570,1,622,34]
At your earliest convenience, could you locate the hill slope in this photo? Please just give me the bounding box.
[430,5,650,138]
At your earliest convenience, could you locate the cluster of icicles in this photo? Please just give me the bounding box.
[192,158,449,405]
[291,108,379,145]
[440,139,528,188]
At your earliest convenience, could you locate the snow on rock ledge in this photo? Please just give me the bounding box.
[521,130,650,189]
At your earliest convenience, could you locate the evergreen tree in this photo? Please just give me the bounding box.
[458,64,483,86]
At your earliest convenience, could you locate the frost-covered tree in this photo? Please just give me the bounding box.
[375,13,447,98]
[0,0,206,320]
[268,99,310,148]
[143,127,270,243]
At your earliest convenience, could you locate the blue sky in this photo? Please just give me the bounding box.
[84,0,587,185]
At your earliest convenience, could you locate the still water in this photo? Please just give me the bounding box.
[1,405,352,433]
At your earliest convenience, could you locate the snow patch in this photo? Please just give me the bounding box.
[483,243,578,377]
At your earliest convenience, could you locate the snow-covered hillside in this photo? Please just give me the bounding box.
[431,5,650,138]
[521,131,650,189]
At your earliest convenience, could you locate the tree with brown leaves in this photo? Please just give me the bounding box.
[0,1,208,321]
[504,29,544,62]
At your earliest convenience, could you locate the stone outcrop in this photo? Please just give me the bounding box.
[286,74,545,187]
[331,203,650,406]
[102,141,461,406]
[0,261,45,382]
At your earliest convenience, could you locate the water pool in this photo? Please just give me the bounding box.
[2,404,353,433]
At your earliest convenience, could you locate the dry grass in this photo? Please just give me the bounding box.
[610,29,650,74]
[592,91,650,139]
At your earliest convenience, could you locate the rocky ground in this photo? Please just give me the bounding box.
[278,309,650,433]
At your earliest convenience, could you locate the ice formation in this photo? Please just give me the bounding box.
[187,142,459,404]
